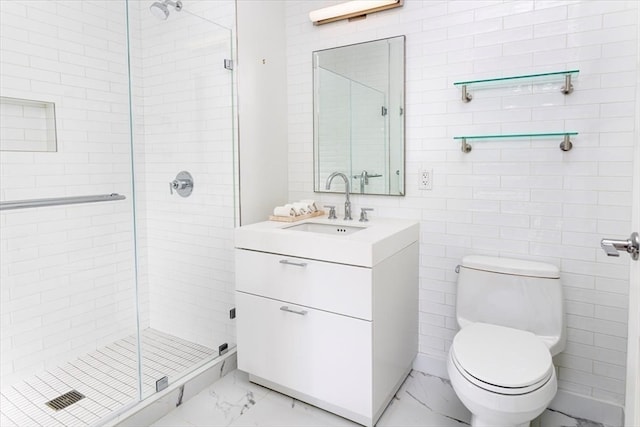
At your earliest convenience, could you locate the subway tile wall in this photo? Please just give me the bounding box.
[285,0,638,407]
[0,0,137,388]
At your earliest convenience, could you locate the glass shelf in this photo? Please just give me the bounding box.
[453,132,578,140]
[453,70,579,102]
[453,70,579,86]
[453,132,578,153]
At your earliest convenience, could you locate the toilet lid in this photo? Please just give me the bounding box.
[451,323,553,392]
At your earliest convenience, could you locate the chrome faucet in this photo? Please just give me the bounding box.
[325,172,352,220]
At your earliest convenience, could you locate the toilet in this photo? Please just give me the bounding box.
[447,255,566,427]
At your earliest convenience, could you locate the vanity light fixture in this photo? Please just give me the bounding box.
[309,0,403,25]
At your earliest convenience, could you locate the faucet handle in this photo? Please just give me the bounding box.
[324,205,337,220]
[359,207,374,222]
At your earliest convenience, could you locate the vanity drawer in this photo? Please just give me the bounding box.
[235,249,372,320]
[236,291,372,418]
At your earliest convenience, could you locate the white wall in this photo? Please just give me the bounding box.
[285,0,638,412]
[0,0,137,388]
[236,0,289,225]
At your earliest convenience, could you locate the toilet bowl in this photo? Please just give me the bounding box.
[447,323,557,427]
[448,256,565,427]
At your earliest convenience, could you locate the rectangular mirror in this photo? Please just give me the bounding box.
[313,36,405,196]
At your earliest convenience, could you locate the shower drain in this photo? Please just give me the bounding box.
[45,390,85,411]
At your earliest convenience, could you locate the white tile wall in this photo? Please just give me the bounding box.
[0,0,137,389]
[285,0,638,407]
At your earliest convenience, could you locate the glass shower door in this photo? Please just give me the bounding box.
[0,1,141,425]
[350,81,386,194]
[315,67,351,192]
[0,0,236,425]
[315,67,386,195]
[126,0,236,400]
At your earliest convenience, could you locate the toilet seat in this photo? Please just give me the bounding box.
[450,323,553,396]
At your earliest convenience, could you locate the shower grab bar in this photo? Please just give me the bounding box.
[0,193,126,211]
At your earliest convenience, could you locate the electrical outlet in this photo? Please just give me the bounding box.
[419,169,433,190]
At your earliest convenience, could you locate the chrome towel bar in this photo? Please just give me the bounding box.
[0,193,126,211]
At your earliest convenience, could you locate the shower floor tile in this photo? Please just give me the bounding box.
[0,328,217,427]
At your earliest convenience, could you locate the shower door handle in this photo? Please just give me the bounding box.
[601,232,639,261]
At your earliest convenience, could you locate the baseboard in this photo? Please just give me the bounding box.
[105,350,238,427]
[412,352,624,427]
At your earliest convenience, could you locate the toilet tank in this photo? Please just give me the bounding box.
[456,255,565,355]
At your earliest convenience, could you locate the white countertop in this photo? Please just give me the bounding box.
[234,215,419,267]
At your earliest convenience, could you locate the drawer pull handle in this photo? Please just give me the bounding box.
[279,259,308,268]
[280,306,308,316]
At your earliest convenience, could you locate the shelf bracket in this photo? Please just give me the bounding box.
[561,74,573,95]
[461,85,472,102]
[460,138,472,153]
[559,134,573,151]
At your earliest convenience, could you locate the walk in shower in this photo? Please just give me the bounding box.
[0,1,237,425]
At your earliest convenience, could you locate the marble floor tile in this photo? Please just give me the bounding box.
[229,390,358,427]
[532,409,606,427]
[376,390,468,427]
[151,369,609,427]
[389,370,471,425]
[154,370,271,427]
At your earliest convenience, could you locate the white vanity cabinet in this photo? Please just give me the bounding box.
[235,217,418,427]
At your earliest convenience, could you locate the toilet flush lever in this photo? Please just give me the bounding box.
[600,232,639,261]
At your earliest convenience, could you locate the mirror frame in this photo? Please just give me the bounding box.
[312,35,406,197]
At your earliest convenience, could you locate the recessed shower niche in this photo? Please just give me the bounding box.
[0,96,57,152]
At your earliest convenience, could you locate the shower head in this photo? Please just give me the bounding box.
[149,0,182,20]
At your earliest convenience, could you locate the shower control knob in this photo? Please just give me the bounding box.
[169,171,194,197]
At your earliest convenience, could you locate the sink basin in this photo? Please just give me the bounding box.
[235,217,419,267]
[285,222,365,236]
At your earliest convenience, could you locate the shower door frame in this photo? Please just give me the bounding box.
[625,51,640,426]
